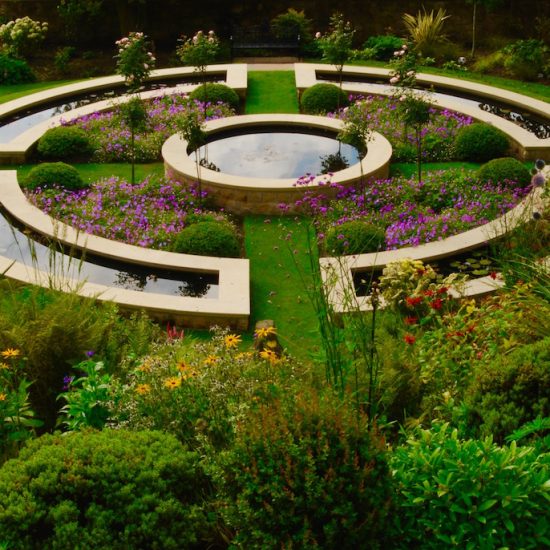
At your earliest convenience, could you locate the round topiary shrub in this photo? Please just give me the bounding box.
[216,390,393,549]
[0,430,217,549]
[189,83,240,111]
[300,83,349,114]
[454,122,509,162]
[172,221,240,257]
[37,125,93,160]
[22,162,85,191]
[477,157,531,187]
[325,220,386,255]
[0,53,35,84]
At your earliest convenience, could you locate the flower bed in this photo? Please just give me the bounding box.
[293,168,532,251]
[61,93,235,163]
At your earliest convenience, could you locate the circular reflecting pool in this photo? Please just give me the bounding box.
[195,128,361,178]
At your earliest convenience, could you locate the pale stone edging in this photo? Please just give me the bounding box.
[294,63,550,160]
[320,184,548,313]
[0,64,248,163]
[163,113,392,215]
[0,171,250,329]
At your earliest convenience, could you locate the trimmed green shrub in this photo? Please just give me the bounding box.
[189,83,240,111]
[22,162,85,191]
[477,157,531,188]
[216,391,393,549]
[0,53,35,84]
[325,220,386,255]
[172,221,240,257]
[37,125,93,161]
[502,39,548,81]
[390,422,550,549]
[465,337,550,442]
[363,35,404,61]
[300,83,349,114]
[454,122,509,162]
[0,430,217,549]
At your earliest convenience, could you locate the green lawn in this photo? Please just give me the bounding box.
[245,71,299,114]
[0,79,84,104]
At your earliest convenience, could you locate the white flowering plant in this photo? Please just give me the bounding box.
[115,31,156,92]
[0,16,48,59]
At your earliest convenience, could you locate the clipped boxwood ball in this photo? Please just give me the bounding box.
[189,83,240,111]
[325,220,386,255]
[37,125,93,160]
[454,122,509,163]
[477,157,531,187]
[172,221,240,257]
[22,162,86,191]
[300,83,349,114]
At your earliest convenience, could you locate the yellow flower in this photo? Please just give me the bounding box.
[0,362,9,370]
[259,349,279,364]
[176,361,196,380]
[204,355,218,366]
[0,392,6,401]
[235,352,253,361]
[255,326,276,339]
[136,359,152,373]
[1,348,20,359]
[266,339,278,349]
[224,334,242,348]
[164,377,182,390]
[135,383,151,395]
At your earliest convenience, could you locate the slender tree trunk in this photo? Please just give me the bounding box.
[416,126,422,183]
[471,1,477,58]
[131,127,135,185]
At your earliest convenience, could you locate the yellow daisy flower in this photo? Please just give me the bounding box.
[259,349,279,363]
[135,383,151,395]
[176,361,196,380]
[266,339,278,349]
[0,362,9,370]
[224,334,242,348]
[204,355,218,366]
[1,348,20,359]
[136,359,152,373]
[235,352,254,361]
[0,392,6,401]
[164,377,182,390]
[255,326,276,339]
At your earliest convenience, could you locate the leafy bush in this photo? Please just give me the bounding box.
[172,221,240,257]
[502,39,548,81]
[22,162,85,192]
[0,430,217,549]
[37,126,93,161]
[325,220,385,255]
[0,17,48,59]
[0,53,35,84]
[465,337,550,442]
[454,122,509,162]
[189,83,240,111]
[362,35,405,61]
[300,83,349,114]
[271,8,312,50]
[216,391,393,549]
[53,46,76,75]
[477,157,531,187]
[390,422,550,549]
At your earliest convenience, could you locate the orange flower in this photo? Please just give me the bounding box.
[404,333,416,345]
[135,383,151,395]
[1,348,20,359]
[0,392,6,401]
[164,377,182,389]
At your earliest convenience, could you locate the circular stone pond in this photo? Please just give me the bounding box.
[162,114,392,215]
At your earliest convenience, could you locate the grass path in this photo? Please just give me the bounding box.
[244,72,321,357]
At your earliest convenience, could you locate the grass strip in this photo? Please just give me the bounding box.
[0,79,84,104]
[245,71,299,114]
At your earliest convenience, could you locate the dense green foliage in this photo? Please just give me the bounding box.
[22,162,85,191]
[325,220,386,255]
[502,39,549,81]
[0,430,216,549]
[189,82,240,111]
[300,83,349,114]
[477,157,531,187]
[465,337,550,442]
[0,53,35,85]
[454,122,509,162]
[216,391,393,549]
[37,126,93,161]
[172,221,240,257]
[390,423,550,549]
[361,35,405,61]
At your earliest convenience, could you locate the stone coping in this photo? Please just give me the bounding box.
[0,171,250,329]
[294,63,550,160]
[0,64,247,163]
[320,183,548,313]
[163,113,392,190]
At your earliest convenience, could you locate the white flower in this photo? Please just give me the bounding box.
[402,44,408,50]
[315,31,321,39]
[389,76,399,85]
[406,70,415,77]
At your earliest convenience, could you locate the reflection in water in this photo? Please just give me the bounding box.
[320,151,350,174]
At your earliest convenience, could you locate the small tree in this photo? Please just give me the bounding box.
[177,30,221,110]
[315,13,354,99]
[114,31,155,184]
[466,0,503,58]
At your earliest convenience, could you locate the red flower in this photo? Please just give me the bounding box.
[404,333,416,345]
[404,316,418,325]
[423,289,435,297]
[437,286,448,295]
[489,272,497,280]
[405,296,423,307]
[430,298,443,310]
